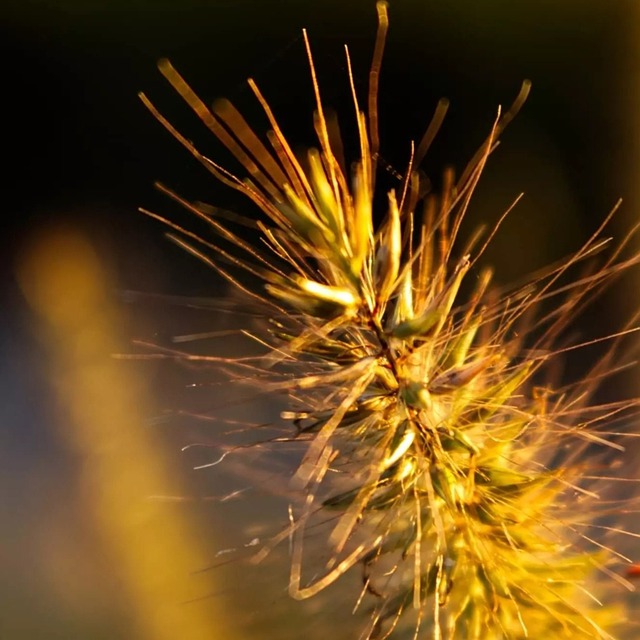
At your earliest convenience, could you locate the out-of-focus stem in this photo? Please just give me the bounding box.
[17,227,241,640]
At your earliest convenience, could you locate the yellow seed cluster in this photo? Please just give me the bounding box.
[140,2,638,638]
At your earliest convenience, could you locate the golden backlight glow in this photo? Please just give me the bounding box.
[18,228,239,640]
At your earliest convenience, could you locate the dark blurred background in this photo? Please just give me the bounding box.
[2,1,640,638]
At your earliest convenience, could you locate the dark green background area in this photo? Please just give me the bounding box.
[2,0,635,260]
[2,1,639,638]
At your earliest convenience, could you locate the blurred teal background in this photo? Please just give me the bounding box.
[3,0,640,638]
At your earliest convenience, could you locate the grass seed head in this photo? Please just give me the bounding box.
[140,2,640,638]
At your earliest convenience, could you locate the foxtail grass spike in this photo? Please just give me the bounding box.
[140,3,640,638]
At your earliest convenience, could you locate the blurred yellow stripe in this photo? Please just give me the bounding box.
[18,227,239,640]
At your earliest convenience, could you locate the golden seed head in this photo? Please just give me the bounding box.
[141,5,639,639]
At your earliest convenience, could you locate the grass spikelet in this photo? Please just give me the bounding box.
[139,3,640,638]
